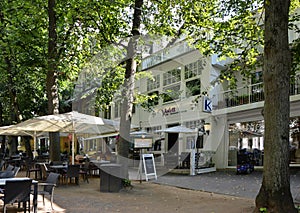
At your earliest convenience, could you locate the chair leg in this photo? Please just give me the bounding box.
[50,194,54,210]
[43,194,45,206]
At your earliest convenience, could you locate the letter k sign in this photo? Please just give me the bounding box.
[203,96,212,113]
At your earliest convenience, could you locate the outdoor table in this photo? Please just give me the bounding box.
[0,177,38,213]
[90,160,110,169]
[50,165,68,174]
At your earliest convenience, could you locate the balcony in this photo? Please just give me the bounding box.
[215,74,300,109]
[141,41,194,70]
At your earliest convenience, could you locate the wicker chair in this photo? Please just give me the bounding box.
[1,179,32,213]
[37,172,60,210]
[64,164,80,185]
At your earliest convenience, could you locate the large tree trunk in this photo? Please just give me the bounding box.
[47,0,60,162]
[254,0,296,212]
[118,0,143,177]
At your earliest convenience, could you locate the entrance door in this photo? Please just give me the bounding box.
[166,123,179,168]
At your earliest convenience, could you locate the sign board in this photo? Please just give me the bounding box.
[134,138,153,148]
[142,154,157,181]
[202,96,212,113]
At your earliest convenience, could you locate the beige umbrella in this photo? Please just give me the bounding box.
[5,111,118,164]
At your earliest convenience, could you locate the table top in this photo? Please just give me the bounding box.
[90,160,110,164]
[0,177,37,185]
[50,165,68,169]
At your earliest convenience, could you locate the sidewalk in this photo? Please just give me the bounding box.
[129,167,300,201]
[153,170,300,201]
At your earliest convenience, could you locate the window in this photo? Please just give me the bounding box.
[148,91,159,106]
[114,102,121,118]
[186,78,201,97]
[163,68,181,86]
[184,59,205,79]
[251,71,263,84]
[147,74,160,91]
[162,84,181,103]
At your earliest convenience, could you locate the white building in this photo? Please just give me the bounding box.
[108,26,300,171]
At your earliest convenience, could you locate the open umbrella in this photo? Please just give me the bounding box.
[156,125,196,133]
[5,111,118,164]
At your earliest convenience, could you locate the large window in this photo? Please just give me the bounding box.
[184,59,205,79]
[114,102,121,118]
[147,74,160,91]
[162,84,181,103]
[163,68,181,86]
[186,78,201,97]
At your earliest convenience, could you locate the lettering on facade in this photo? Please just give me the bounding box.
[203,96,212,113]
[161,107,178,116]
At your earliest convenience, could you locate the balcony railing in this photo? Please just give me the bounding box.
[141,41,194,70]
[215,74,300,109]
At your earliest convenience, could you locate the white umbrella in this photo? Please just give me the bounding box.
[6,111,118,164]
[156,125,196,133]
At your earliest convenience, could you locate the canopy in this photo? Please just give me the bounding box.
[12,111,117,134]
[1,111,119,164]
[156,125,196,133]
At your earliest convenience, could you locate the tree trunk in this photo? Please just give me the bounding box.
[47,0,60,162]
[24,136,33,159]
[118,0,143,177]
[254,0,296,212]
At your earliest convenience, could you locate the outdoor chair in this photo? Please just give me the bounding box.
[36,172,60,210]
[79,162,90,183]
[40,163,51,181]
[3,164,14,172]
[0,165,15,178]
[13,166,20,177]
[25,159,40,179]
[0,171,14,178]
[64,164,80,185]
[0,179,32,213]
[0,160,5,171]
[89,162,100,176]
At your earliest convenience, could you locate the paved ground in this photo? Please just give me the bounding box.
[153,169,300,200]
[2,168,300,212]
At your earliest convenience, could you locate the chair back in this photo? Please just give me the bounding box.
[44,172,60,194]
[0,171,14,178]
[0,160,4,171]
[3,179,32,204]
[67,164,80,178]
[13,166,20,177]
[5,164,14,172]
[40,163,49,180]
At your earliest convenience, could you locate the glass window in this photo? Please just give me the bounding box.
[147,74,160,91]
[162,84,181,103]
[185,59,205,79]
[251,71,263,84]
[186,78,201,97]
[114,102,121,118]
[163,68,181,86]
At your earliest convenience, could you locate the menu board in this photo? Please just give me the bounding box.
[134,138,153,148]
[142,154,157,181]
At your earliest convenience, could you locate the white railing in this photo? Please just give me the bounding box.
[141,41,194,70]
[215,74,300,109]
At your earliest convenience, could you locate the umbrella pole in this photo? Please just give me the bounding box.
[33,131,37,159]
[72,132,75,165]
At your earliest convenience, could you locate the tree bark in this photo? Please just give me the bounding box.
[254,0,296,212]
[47,0,60,162]
[118,0,143,177]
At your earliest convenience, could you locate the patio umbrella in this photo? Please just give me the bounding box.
[6,111,118,164]
[156,125,196,133]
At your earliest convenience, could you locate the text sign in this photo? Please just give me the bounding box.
[202,96,212,113]
[142,154,157,181]
[134,138,153,148]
